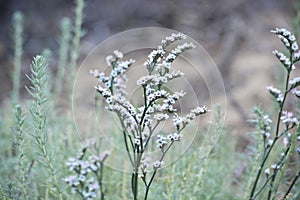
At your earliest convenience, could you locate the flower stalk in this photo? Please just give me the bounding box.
[91,33,208,199]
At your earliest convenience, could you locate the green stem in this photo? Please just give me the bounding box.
[99,163,104,200]
[253,175,273,199]
[12,11,23,104]
[249,50,292,200]
[283,170,300,199]
[144,141,175,200]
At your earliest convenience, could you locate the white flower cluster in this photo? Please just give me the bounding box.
[166,43,196,63]
[167,132,182,141]
[164,91,186,104]
[136,70,184,86]
[144,33,195,74]
[157,135,168,148]
[281,111,299,128]
[173,106,209,129]
[271,163,280,171]
[110,59,134,78]
[266,86,283,104]
[64,147,110,200]
[140,157,165,173]
[154,113,169,121]
[264,168,270,176]
[91,34,208,182]
[64,175,99,199]
[294,50,300,61]
[272,50,295,70]
[289,77,300,90]
[251,109,273,144]
[292,88,300,98]
[262,115,272,139]
[152,160,164,170]
[148,90,168,102]
[271,28,300,74]
[91,51,135,96]
[271,28,298,52]
[156,132,183,149]
[105,50,124,65]
[161,33,187,49]
[140,157,151,178]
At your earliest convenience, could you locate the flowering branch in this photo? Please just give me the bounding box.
[91,33,208,200]
[248,28,300,200]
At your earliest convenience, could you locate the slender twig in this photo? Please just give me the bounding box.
[267,140,292,200]
[249,45,293,200]
[253,175,273,199]
[283,170,300,199]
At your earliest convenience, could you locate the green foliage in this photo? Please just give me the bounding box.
[2,1,300,200]
[12,105,28,199]
[26,55,63,199]
[11,11,23,104]
[54,17,72,99]
[246,28,300,200]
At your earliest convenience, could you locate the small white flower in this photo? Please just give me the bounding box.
[111,70,118,77]
[191,106,209,115]
[272,50,292,69]
[271,164,280,170]
[113,50,123,59]
[263,131,270,138]
[281,111,299,127]
[267,139,273,147]
[264,168,270,176]
[106,55,114,66]
[292,42,299,52]
[290,77,300,89]
[157,135,168,148]
[134,137,141,146]
[283,137,289,147]
[152,160,164,169]
[161,33,187,49]
[154,113,169,121]
[64,175,77,184]
[278,35,290,47]
[167,133,182,141]
[266,85,283,103]
[294,50,300,60]
[90,69,99,77]
[89,164,98,171]
[78,174,86,182]
[173,116,183,127]
[289,34,296,41]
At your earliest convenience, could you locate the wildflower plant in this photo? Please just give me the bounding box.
[64,143,110,200]
[91,33,208,199]
[12,105,28,199]
[11,11,23,104]
[247,28,300,200]
[26,55,63,199]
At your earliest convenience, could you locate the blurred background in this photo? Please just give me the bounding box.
[0,0,298,148]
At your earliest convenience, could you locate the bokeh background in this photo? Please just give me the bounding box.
[0,0,298,150]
